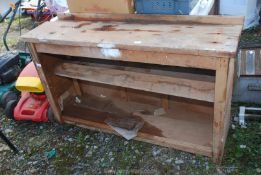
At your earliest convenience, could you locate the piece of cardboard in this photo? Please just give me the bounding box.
[67,0,134,13]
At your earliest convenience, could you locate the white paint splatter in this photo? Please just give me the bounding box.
[134,41,142,44]
[97,43,121,58]
[38,36,48,43]
[100,48,121,58]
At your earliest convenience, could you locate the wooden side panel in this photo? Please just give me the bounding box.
[221,58,235,159]
[27,46,72,123]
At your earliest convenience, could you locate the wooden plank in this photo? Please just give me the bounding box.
[120,88,128,100]
[21,16,243,58]
[34,43,219,70]
[38,54,75,107]
[221,58,235,159]
[240,49,246,75]
[73,79,82,96]
[55,62,215,102]
[58,12,244,25]
[27,44,63,123]
[66,0,134,14]
[213,57,229,163]
[62,96,213,157]
[255,48,261,75]
[161,95,169,111]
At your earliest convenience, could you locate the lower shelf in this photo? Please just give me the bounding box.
[62,97,213,157]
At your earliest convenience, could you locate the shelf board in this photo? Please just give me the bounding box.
[62,98,213,157]
[55,62,215,102]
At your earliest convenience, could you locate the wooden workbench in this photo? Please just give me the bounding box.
[21,13,243,163]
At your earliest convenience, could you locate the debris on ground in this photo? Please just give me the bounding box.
[45,148,57,159]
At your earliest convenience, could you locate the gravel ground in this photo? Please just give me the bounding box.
[0,17,260,175]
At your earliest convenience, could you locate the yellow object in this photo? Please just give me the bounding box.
[15,77,44,93]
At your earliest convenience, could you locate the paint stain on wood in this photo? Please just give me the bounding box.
[74,22,92,28]
[171,29,181,32]
[60,22,91,29]
[94,25,118,31]
[209,32,221,35]
[93,25,160,33]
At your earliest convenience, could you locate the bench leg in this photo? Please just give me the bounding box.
[213,57,229,164]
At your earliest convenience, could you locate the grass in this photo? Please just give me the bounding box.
[221,103,261,175]
[223,122,261,174]
[0,16,32,51]
[0,37,17,49]
[240,25,261,44]
[6,37,17,47]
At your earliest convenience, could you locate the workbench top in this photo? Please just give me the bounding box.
[21,14,243,58]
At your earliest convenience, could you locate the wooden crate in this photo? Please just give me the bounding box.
[67,0,134,14]
[21,13,243,163]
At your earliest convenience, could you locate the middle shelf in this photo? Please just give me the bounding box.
[54,59,215,102]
